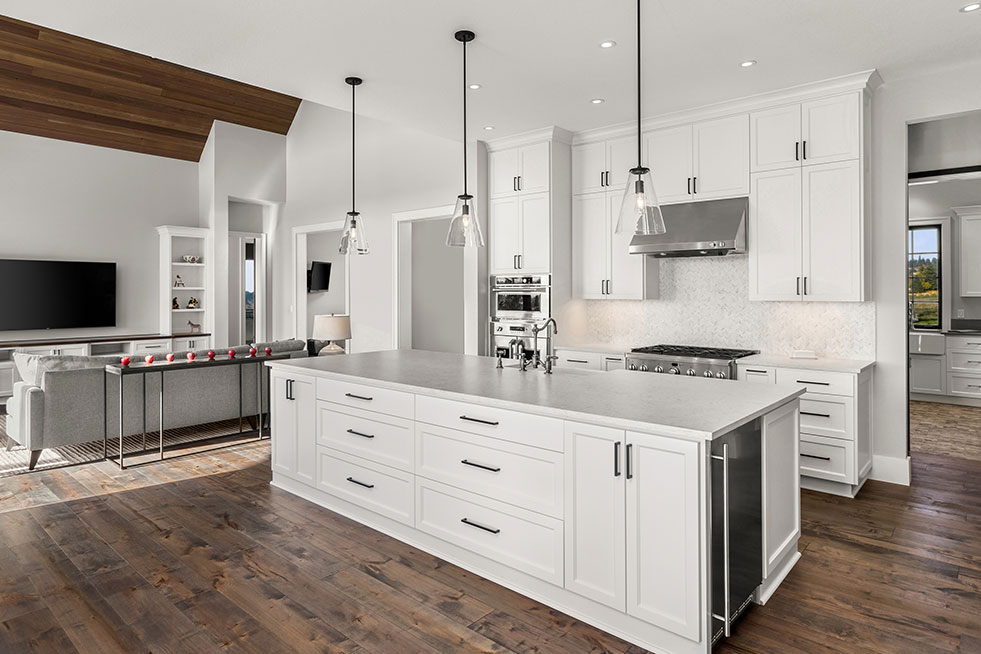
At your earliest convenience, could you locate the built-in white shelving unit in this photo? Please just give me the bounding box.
[157,225,212,348]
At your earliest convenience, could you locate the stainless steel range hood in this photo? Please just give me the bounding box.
[628,197,748,257]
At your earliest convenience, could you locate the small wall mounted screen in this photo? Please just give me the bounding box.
[308,261,332,292]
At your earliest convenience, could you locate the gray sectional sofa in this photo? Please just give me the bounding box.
[5,339,306,469]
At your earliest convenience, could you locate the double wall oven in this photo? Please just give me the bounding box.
[490,275,550,360]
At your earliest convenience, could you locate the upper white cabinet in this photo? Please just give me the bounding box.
[489,141,550,198]
[646,114,750,205]
[954,206,981,297]
[572,136,635,195]
[750,93,860,173]
[490,193,551,273]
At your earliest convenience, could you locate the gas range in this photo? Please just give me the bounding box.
[624,344,759,380]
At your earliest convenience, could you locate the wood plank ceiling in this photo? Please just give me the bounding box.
[0,15,301,161]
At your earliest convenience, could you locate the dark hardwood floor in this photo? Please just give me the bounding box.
[0,441,978,654]
[910,400,981,462]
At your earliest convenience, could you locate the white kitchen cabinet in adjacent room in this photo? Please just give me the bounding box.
[955,206,981,297]
[910,355,946,395]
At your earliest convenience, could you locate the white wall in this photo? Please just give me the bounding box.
[278,100,461,352]
[411,218,465,353]
[306,229,347,333]
[0,131,198,341]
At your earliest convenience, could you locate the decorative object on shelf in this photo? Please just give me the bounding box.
[614,0,667,238]
[144,354,154,364]
[120,356,131,367]
[446,30,485,248]
[174,274,185,288]
[249,347,257,358]
[265,347,272,356]
[172,297,179,310]
[312,313,352,355]
[181,255,200,263]
[186,297,200,309]
[228,349,236,359]
[339,76,370,256]
[187,319,201,333]
[186,352,196,362]
[166,353,175,362]
[207,350,216,360]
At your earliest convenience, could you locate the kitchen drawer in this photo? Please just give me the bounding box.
[19,344,89,356]
[316,448,414,525]
[133,339,172,354]
[415,478,564,585]
[317,403,413,472]
[775,368,853,397]
[947,373,981,398]
[947,351,981,373]
[738,364,776,384]
[416,395,563,452]
[799,434,854,484]
[555,350,602,370]
[415,423,563,518]
[946,335,981,353]
[909,331,945,355]
[317,377,414,420]
[799,394,853,441]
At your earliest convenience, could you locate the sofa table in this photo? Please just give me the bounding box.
[103,352,292,469]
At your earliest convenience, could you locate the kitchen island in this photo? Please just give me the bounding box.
[266,350,803,654]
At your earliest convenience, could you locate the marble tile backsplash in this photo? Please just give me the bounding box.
[574,256,876,360]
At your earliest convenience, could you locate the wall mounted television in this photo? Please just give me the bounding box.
[307,260,332,292]
[0,259,117,331]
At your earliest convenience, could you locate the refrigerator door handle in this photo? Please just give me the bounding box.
[710,443,731,637]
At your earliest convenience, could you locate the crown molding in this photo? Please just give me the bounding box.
[483,126,574,152]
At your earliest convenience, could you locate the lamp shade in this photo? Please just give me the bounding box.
[312,314,352,342]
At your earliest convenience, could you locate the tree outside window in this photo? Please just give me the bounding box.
[908,226,941,330]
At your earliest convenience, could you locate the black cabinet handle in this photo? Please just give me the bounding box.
[346,477,375,489]
[461,518,500,534]
[567,358,589,364]
[745,369,769,374]
[693,176,697,194]
[286,379,294,400]
[687,177,691,194]
[800,453,830,462]
[344,392,373,401]
[801,411,831,419]
[803,277,808,295]
[606,357,622,362]
[460,415,500,426]
[601,171,606,188]
[513,176,517,192]
[802,140,807,160]
[461,459,501,473]
[346,428,375,439]
[795,141,799,161]
[797,277,801,296]
[605,171,611,186]
[614,441,622,477]
[797,380,830,386]
[518,176,522,191]
[626,443,634,479]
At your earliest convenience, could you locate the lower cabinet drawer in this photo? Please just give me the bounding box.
[317,377,415,420]
[416,395,563,452]
[318,402,414,472]
[133,339,172,354]
[775,368,854,397]
[415,478,564,585]
[799,394,853,441]
[738,365,776,384]
[317,448,414,526]
[415,423,563,518]
[555,350,602,370]
[948,373,981,398]
[799,434,854,484]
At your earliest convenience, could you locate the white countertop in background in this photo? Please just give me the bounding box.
[739,354,875,374]
[268,350,802,440]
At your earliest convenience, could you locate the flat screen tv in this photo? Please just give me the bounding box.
[0,259,116,331]
[307,261,332,292]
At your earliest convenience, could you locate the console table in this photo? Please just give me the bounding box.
[103,352,291,469]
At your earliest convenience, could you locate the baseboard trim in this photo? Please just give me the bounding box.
[869,454,911,486]
[910,393,981,408]
[754,549,800,606]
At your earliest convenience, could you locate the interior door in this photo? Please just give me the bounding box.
[518,193,551,273]
[573,193,609,299]
[606,135,638,191]
[517,142,550,194]
[749,168,803,301]
[489,148,519,197]
[802,160,861,301]
[801,93,860,166]
[489,197,521,274]
[693,114,750,200]
[573,141,607,195]
[608,192,643,299]
[750,104,802,172]
[646,125,693,204]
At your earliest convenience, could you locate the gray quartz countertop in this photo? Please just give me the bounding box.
[739,354,875,374]
[267,350,803,441]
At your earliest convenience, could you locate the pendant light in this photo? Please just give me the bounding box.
[339,76,369,255]
[614,0,667,237]
[446,30,485,248]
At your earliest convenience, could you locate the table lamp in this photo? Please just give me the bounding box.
[312,314,352,355]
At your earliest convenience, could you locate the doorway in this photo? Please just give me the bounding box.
[292,222,351,345]
[228,232,266,346]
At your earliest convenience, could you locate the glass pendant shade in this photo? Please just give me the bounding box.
[339,211,369,255]
[446,194,484,247]
[615,168,666,236]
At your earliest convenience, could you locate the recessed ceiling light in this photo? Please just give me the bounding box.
[908,179,939,186]
[960,3,980,12]
[740,60,757,68]
[591,98,605,104]
[469,83,481,90]
[599,40,617,49]
[483,126,495,131]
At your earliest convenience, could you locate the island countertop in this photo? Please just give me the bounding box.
[267,350,803,440]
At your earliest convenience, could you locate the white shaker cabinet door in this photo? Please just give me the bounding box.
[802,159,862,302]
[573,141,607,195]
[910,355,946,395]
[573,193,610,300]
[959,213,981,297]
[646,124,693,204]
[750,104,802,173]
[692,114,750,200]
[292,375,317,485]
[801,93,860,166]
[607,135,638,191]
[489,148,519,198]
[489,196,521,274]
[749,168,803,301]
[607,192,644,300]
[518,142,550,195]
[518,193,551,273]
[270,372,296,479]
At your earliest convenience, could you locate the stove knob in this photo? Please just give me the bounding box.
[639,364,649,372]
[716,371,727,379]
[653,365,663,373]
[669,367,680,375]
[628,363,638,371]
[686,369,697,376]
[703,370,715,378]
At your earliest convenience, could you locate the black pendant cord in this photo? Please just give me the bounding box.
[636,0,642,169]
[351,81,356,215]
[462,37,468,197]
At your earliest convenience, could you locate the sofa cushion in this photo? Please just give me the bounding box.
[12,352,41,385]
[255,339,306,354]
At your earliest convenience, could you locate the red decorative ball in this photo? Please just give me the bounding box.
[264,347,272,356]
[228,349,236,359]
[120,356,131,367]
[165,353,175,362]
[207,350,216,360]
[249,347,257,358]
[187,352,196,362]
[144,355,154,365]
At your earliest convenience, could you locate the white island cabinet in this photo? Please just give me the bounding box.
[267,350,803,654]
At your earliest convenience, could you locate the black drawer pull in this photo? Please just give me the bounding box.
[567,359,589,364]
[606,357,622,361]
[345,392,374,401]
[801,411,831,419]
[461,459,501,473]
[460,415,499,426]
[346,428,375,439]
[461,518,500,534]
[800,453,831,461]
[797,380,830,386]
[346,477,374,489]
[745,369,769,374]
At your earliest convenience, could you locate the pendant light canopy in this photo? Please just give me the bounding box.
[339,76,369,255]
[446,29,485,248]
[614,0,667,237]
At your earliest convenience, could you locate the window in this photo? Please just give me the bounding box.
[908,225,942,330]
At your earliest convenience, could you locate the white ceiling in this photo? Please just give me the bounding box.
[3,0,981,141]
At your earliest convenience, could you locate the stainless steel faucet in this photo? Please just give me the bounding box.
[532,318,559,374]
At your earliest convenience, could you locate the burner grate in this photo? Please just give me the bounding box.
[630,344,758,359]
